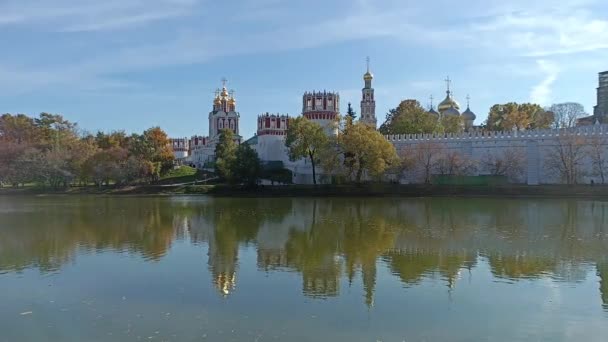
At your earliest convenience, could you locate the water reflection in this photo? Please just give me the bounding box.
[1,196,607,309]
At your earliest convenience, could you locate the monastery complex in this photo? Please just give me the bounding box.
[170,66,608,185]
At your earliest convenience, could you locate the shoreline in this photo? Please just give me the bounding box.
[1,184,607,199]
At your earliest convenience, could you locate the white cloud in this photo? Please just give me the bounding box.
[0,0,606,97]
[530,60,560,105]
[0,0,201,31]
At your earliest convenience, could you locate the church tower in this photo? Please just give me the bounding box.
[360,57,377,128]
[209,79,240,141]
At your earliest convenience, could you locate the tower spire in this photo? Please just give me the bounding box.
[366,56,370,73]
[466,94,470,109]
[445,76,452,94]
[221,77,228,89]
[430,94,434,109]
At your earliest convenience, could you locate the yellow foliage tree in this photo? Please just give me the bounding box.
[338,121,399,183]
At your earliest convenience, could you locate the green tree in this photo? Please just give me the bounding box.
[487,103,554,131]
[233,144,261,186]
[35,113,78,148]
[339,121,399,183]
[379,100,438,135]
[285,117,329,185]
[441,115,464,134]
[215,129,238,182]
[346,103,357,121]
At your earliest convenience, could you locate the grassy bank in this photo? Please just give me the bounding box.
[1,183,608,199]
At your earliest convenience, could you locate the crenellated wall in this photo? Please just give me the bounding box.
[386,125,608,185]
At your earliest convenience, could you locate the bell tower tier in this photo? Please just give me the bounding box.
[360,57,377,128]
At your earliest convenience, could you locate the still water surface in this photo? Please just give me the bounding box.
[1,196,608,341]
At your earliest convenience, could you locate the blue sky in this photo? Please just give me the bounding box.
[1,0,607,138]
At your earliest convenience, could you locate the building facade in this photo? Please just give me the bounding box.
[170,81,242,168]
[253,113,290,163]
[302,91,340,136]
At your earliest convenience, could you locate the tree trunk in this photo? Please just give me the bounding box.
[309,151,317,185]
[356,166,363,184]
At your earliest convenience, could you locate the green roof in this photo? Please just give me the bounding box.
[244,135,258,145]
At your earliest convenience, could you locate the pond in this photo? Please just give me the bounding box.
[1,196,607,341]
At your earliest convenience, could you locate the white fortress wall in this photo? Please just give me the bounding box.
[387,125,608,185]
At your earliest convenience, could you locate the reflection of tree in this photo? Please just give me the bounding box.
[285,200,343,298]
[278,199,402,305]
[385,250,476,289]
[487,253,556,280]
[341,201,397,307]
[598,263,608,310]
[0,197,179,273]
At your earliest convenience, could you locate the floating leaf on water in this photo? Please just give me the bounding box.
[20,311,33,316]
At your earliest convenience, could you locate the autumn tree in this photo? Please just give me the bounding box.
[142,127,174,174]
[83,147,129,186]
[285,117,329,185]
[480,148,527,182]
[337,121,398,183]
[588,136,608,184]
[544,134,588,184]
[0,114,39,144]
[95,131,129,150]
[128,127,173,179]
[12,148,46,186]
[548,102,587,129]
[486,103,554,131]
[379,100,438,135]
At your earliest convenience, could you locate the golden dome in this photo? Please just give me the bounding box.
[364,71,374,81]
[221,87,229,97]
[438,92,460,112]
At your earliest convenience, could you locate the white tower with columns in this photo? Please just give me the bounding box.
[360,57,377,128]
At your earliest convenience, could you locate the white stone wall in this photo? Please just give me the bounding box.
[387,125,608,185]
[255,134,290,163]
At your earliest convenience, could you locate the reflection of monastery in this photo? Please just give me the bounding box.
[3,196,608,309]
[171,67,608,185]
[178,197,608,308]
